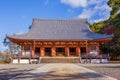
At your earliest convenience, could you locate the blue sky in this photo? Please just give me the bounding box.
[0,0,111,51]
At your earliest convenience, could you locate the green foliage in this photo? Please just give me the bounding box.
[89,0,120,33]
[89,20,108,33]
[3,36,21,55]
[110,14,120,28]
[0,51,11,63]
[107,0,120,14]
[109,25,120,58]
[90,0,120,59]
[4,58,11,63]
[89,0,120,32]
[107,0,120,15]
[101,27,120,59]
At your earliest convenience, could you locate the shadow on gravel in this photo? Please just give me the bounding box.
[104,66,120,68]
[0,68,35,80]
[0,68,16,71]
[10,71,104,80]
[86,66,120,69]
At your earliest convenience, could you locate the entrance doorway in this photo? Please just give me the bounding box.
[69,47,76,56]
[80,47,86,57]
[45,48,51,56]
[56,48,65,56]
[35,47,40,57]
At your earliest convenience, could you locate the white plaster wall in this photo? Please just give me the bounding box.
[102,59,108,63]
[13,59,18,64]
[91,59,100,63]
[81,59,108,63]
[20,59,29,64]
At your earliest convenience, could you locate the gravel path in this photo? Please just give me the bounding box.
[0,64,45,80]
[0,64,118,80]
[9,64,116,80]
[10,64,88,80]
[78,63,120,80]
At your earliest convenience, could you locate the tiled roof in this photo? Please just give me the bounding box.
[7,18,112,40]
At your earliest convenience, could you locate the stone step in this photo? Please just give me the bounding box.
[40,57,81,63]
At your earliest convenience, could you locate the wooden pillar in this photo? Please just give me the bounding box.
[21,46,24,56]
[97,46,100,54]
[18,57,20,64]
[40,47,45,56]
[32,40,35,57]
[76,47,80,56]
[65,47,70,56]
[52,47,56,56]
[31,46,35,57]
[86,47,89,55]
[39,48,41,57]
[29,57,31,64]
[86,40,89,55]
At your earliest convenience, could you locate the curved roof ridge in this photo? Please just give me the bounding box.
[7,18,112,40]
[32,18,87,21]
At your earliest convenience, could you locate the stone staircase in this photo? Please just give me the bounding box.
[40,57,81,63]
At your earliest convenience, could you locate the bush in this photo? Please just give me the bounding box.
[4,58,12,63]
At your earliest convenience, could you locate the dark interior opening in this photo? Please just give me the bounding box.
[56,48,65,56]
[45,48,51,56]
[35,47,40,56]
[80,47,86,57]
[69,47,76,56]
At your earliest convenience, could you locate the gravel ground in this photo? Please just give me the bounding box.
[0,64,45,80]
[10,64,115,80]
[0,63,119,80]
[78,63,120,80]
[10,64,89,80]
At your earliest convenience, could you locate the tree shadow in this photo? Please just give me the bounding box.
[0,68,35,80]
[104,66,120,68]
[82,65,120,69]
[10,70,105,80]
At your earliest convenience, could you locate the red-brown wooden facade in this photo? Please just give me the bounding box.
[8,37,112,58]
